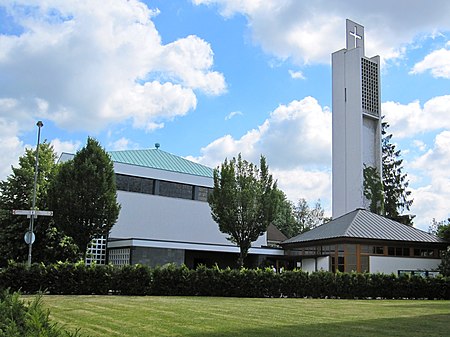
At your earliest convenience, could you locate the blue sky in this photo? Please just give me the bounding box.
[1,0,450,231]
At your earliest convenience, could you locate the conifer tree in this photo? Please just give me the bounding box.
[49,137,120,256]
[363,120,414,225]
[381,120,414,225]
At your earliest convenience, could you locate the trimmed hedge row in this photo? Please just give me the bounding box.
[1,262,449,299]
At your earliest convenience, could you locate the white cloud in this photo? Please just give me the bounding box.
[188,96,332,208]
[410,45,450,78]
[409,131,450,229]
[272,167,331,210]
[412,140,426,152]
[0,121,24,180]
[225,111,243,120]
[192,96,331,168]
[0,0,225,133]
[160,35,226,95]
[50,138,82,157]
[194,0,450,65]
[382,95,450,138]
[108,137,139,151]
[288,69,305,80]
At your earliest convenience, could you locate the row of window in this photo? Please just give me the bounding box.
[115,174,212,202]
[289,244,439,258]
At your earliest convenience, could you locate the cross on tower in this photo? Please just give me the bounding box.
[349,25,362,48]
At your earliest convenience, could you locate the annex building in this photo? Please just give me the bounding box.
[281,209,447,275]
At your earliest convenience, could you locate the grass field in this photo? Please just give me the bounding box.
[39,296,450,337]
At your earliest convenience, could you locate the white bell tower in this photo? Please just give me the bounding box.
[332,19,382,218]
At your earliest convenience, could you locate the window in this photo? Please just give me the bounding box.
[197,186,211,202]
[115,174,211,202]
[413,248,435,257]
[159,180,194,200]
[360,255,369,273]
[345,254,357,272]
[361,245,370,254]
[346,244,356,254]
[115,174,129,191]
[345,244,357,272]
[372,246,384,255]
[388,247,410,257]
[108,248,130,266]
[115,174,154,195]
[303,247,317,255]
[337,256,345,272]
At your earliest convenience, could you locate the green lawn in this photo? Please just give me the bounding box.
[39,296,450,337]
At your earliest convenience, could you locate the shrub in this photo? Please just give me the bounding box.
[1,262,449,299]
[112,264,152,295]
[0,289,83,336]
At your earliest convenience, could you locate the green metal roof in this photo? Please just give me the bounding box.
[109,149,213,178]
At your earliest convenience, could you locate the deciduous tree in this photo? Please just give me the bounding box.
[0,142,78,265]
[430,218,450,276]
[208,154,278,267]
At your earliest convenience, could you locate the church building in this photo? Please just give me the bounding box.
[63,20,446,275]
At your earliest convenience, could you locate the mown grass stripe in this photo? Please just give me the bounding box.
[37,296,450,337]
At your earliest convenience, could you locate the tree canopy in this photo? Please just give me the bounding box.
[0,142,79,266]
[49,137,120,256]
[382,120,414,225]
[363,120,414,225]
[274,197,328,238]
[208,154,278,267]
[430,218,450,276]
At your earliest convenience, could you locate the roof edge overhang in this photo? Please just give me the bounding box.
[281,236,448,249]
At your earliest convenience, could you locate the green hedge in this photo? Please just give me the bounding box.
[1,262,449,299]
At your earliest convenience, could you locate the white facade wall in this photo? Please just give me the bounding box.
[332,20,381,219]
[332,47,366,218]
[301,256,329,273]
[369,256,441,275]
[317,256,330,271]
[301,259,316,273]
[110,161,267,248]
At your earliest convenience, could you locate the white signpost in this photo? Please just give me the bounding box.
[13,210,53,217]
[13,209,53,265]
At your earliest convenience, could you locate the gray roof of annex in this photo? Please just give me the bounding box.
[282,209,446,245]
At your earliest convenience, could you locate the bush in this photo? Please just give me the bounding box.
[1,263,449,299]
[112,264,152,295]
[0,289,82,336]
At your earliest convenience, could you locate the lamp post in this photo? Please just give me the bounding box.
[27,120,43,267]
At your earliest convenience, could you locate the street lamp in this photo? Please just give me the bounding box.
[27,120,43,267]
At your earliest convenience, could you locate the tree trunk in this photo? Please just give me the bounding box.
[237,245,249,268]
